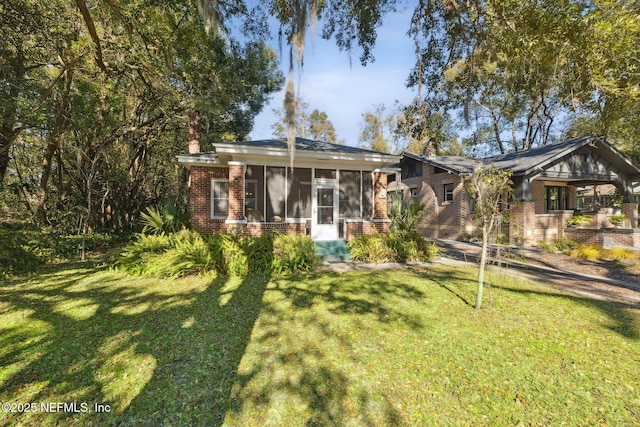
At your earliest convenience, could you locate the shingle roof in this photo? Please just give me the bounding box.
[403,135,640,178]
[224,137,390,156]
[485,136,595,174]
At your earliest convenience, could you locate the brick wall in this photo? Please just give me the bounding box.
[227,162,246,222]
[565,228,640,248]
[345,220,387,240]
[413,164,468,239]
[623,202,638,228]
[373,171,389,220]
[189,166,228,235]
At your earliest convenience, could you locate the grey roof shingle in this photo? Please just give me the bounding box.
[403,135,640,178]
[224,137,390,156]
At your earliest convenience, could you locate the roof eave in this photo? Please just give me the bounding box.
[176,154,220,167]
[214,144,400,163]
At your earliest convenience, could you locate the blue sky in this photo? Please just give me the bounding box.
[249,9,419,146]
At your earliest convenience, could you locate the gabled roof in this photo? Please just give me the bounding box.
[402,151,477,174]
[403,136,640,179]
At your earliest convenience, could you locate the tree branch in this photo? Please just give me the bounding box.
[75,0,109,73]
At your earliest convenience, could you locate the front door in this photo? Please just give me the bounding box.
[311,182,339,241]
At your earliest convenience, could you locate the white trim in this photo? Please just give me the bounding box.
[225,219,247,224]
[214,143,400,163]
[372,218,391,223]
[286,218,308,224]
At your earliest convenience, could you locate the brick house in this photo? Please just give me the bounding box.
[396,136,640,247]
[177,138,400,241]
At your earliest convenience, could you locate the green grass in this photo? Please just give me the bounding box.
[1,261,639,426]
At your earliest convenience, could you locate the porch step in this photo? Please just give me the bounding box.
[315,240,351,262]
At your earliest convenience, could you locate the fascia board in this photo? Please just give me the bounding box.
[214,144,400,164]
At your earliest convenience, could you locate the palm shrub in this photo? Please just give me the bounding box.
[144,231,212,278]
[349,197,437,263]
[140,204,191,235]
[111,233,174,275]
[388,197,426,234]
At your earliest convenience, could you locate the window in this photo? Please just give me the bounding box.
[546,186,567,211]
[410,187,419,199]
[211,179,229,218]
[245,165,265,219]
[266,166,286,221]
[315,168,337,179]
[287,168,311,218]
[444,183,454,202]
[339,170,362,218]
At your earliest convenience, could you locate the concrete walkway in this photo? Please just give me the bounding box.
[318,239,640,307]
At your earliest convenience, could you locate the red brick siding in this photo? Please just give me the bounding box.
[189,166,228,235]
[373,171,388,220]
[565,228,640,248]
[623,202,638,228]
[227,163,245,222]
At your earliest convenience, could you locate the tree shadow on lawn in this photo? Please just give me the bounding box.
[227,270,412,426]
[413,267,477,307]
[493,284,640,340]
[0,260,270,426]
[1,263,412,426]
[269,269,429,329]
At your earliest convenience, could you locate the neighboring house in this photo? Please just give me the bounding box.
[177,137,400,241]
[397,136,640,247]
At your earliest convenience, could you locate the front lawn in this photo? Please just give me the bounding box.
[1,262,638,426]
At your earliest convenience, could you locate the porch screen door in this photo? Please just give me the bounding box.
[311,182,339,240]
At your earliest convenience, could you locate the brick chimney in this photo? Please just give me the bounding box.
[188,111,201,154]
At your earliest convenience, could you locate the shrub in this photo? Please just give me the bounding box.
[272,234,316,274]
[112,233,174,275]
[143,231,212,278]
[1,221,124,276]
[566,213,591,227]
[348,231,438,263]
[570,244,602,261]
[140,204,190,235]
[537,237,579,254]
[219,233,249,276]
[348,233,395,263]
[114,231,317,278]
[244,233,275,275]
[602,247,640,262]
[388,198,426,234]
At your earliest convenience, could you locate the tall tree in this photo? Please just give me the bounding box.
[407,0,640,154]
[1,0,283,229]
[358,104,399,153]
[272,98,341,143]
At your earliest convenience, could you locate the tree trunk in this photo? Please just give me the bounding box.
[37,68,73,219]
[188,110,201,154]
[0,140,9,185]
[476,224,488,310]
